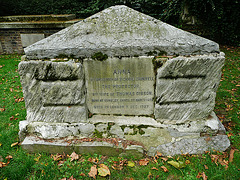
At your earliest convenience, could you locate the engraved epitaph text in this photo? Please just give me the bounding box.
[84,57,155,115]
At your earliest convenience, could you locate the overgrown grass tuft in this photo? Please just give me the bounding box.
[0,48,239,179]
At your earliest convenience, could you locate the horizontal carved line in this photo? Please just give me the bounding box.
[42,104,82,107]
[158,100,199,105]
[37,78,80,82]
[158,75,206,80]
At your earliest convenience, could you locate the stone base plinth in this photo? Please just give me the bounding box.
[20,112,230,156]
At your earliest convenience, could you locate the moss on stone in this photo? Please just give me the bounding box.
[146,50,157,56]
[158,50,167,56]
[107,122,115,131]
[93,129,104,138]
[91,52,108,61]
[55,54,69,58]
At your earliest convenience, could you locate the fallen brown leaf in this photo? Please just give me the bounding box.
[70,152,79,162]
[153,157,158,163]
[52,153,62,161]
[98,164,110,177]
[151,167,158,170]
[88,157,98,164]
[160,166,168,172]
[5,155,13,160]
[204,165,209,169]
[112,163,123,170]
[202,172,207,180]
[11,142,18,147]
[0,108,5,112]
[156,151,162,157]
[147,172,153,180]
[88,165,97,179]
[57,161,65,166]
[79,173,86,176]
[139,159,149,166]
[15,97,24,103]
[196,172,202,178]
[0,161,8,168]
[68,175,76,180]
[210,154,219,165]
[229,148,235,163]
[161,157,168,161]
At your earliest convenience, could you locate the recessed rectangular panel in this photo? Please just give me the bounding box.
[84,57,155,115]
[21,34,45,47]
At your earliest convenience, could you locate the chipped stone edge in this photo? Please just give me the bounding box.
[19,112,230,156]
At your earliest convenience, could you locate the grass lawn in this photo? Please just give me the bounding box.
[0,47,239,180]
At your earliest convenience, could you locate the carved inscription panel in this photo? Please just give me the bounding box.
[84,57,155,115]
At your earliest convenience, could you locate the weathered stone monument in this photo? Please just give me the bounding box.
[19,5,230,156]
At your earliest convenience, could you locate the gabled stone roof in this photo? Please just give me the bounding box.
[24,5,219,59]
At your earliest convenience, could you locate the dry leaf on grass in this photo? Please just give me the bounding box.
[98,164,110,177]
[15,97,24,103]
[88,165,97,179]
[218,156,229,169]
[0,108,5,112]
[229,148,235,163]
[161,157,168,161]
[0,161,7,168]
[204,165,209,169]
[34,154,41,162]
[168,160,186,169]
[57,161,65,166]
[52,153,62,161]
[139,159,149,166]
[70,152,79,162]
[147,172,153,179]
[197,172,207,180]
[79,173,86,176]
[5,155,13,160]
[68,175,76,180]
[127,161,135,167]
[202,172,208,180]
[151,167,158,170]
[196,172,202,178]
[210,154,219,165]
[160,166,169,172]
[155,151,162,158]
[88,157,98,164]
[11,142,18,147]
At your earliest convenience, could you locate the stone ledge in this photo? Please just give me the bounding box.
[21,133,230,157]
[0,20,81,29]
[0,14,76,22]
[148,135,230,156]
[21,136,144,158]
[19,112,230,156]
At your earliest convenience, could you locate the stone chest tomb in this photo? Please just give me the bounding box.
[19,5,230,156]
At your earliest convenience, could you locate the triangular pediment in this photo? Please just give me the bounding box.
[25,5,219,59]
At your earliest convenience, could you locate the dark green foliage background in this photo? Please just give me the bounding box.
[0,0,239,45]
